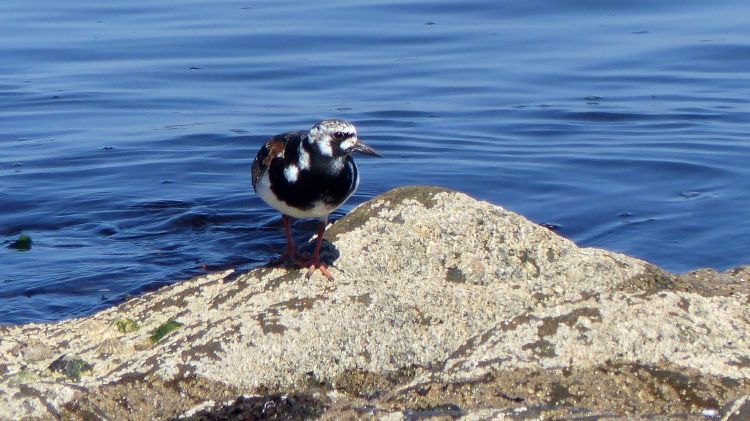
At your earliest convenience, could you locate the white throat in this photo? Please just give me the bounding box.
[316,139,333,157]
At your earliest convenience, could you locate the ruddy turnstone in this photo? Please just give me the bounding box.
[252,119,381,279]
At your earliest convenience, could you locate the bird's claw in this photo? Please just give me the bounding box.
[304,261,333,281]
[265,253,333,280]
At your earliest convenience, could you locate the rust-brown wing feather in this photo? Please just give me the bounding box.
[251,132,303,190]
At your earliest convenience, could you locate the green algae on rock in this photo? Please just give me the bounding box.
[113,317,139,334]
[150,319,183,343]
[8,234,32,251]
[9,369,40,385]
[48,354,93,381]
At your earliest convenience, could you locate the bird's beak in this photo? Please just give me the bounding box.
[352,140,382,157]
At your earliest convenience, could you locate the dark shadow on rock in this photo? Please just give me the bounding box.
[174,393,326,421]
[310,238,340,266]
[257,239,340,272]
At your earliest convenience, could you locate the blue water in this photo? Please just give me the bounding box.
[1,0,749,324]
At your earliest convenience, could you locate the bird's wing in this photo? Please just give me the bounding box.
[251,131,304,190]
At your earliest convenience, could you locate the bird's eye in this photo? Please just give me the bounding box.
[332,131,345,140]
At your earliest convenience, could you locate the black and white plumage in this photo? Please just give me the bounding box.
[251,119,381,279]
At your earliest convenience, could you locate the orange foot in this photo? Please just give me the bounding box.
[301,259,333,280]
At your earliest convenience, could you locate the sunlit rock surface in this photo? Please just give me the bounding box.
[1,186,748,420]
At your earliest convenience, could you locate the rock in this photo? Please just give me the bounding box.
[149,319,183,343]
[721,395,750,421]
[179,393,327,420]
[0,186,748,420]
[8,233,32,251]
[9,369,40,385]
[113,317,140,334]
[96,338,133,356]
[13,339,54,363]
[48,354,94,381]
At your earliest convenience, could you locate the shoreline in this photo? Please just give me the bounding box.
[1,186,748,419]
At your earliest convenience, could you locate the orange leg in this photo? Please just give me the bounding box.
[268,215,332,280]
[269,215,308,265]
[300,218,333,280]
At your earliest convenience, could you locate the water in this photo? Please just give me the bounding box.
[1,0,748,324]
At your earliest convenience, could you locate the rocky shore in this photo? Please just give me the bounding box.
[1,186,749,420]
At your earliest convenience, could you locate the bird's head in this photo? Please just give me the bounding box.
[308,119,381,158]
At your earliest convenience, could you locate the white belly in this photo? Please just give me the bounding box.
[255,172,337,220]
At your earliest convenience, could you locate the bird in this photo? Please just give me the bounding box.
[251,119,381,279]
